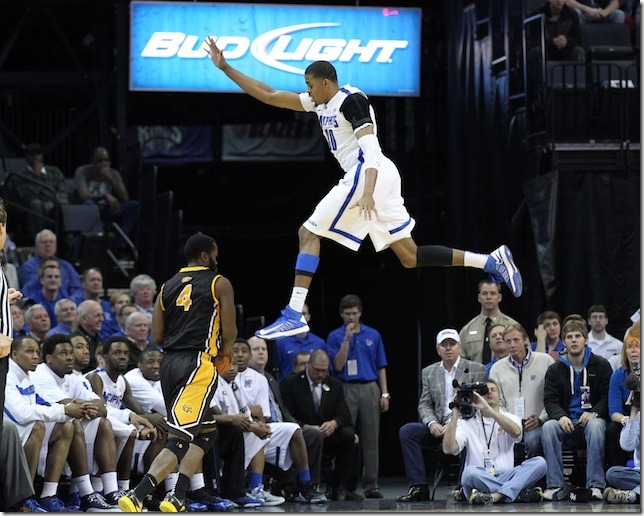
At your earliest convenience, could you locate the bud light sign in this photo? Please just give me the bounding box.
[130,1,421,96]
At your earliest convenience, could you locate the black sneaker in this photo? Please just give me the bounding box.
[469,489,493,505]
[188,487,236,511]
[119,489,144,512]
[516,486,543,503]
[80,492,121,512]
[104,490,127,506]
[344,490,365,502]
[298,481,327,503]
[160,491,187,512]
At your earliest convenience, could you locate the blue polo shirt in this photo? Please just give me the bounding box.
[275,332,325,383]
[326,323,387,382]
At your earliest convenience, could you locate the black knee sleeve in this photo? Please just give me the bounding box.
[193,432,216,453]
[166,438,189,462]
[417,245,453,267]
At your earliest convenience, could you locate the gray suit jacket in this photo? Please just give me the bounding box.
[417,358,487,426]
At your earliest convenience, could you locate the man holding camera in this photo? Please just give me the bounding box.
[442,378,547,504]
[397,328,485,502]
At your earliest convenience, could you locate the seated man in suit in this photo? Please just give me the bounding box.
[280,349,360,501]
[397,328,487,502]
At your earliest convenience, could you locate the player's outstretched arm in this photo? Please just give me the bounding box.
[207,37,304,112]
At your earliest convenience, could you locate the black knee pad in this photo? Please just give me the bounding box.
[166,438,189,462]
[193,432,216,453]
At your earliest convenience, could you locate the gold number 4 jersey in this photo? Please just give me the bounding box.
[158,266,223,356]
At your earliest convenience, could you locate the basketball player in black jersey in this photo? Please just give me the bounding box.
[119,233,237,512]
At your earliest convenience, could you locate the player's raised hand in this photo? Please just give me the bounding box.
[207,37,226,69]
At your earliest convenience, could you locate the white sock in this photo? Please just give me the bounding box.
[118,479,130,491]
[72,474,94,497]
[165,472,179,492]
[101,471,119,495]
[288,287,308,313]
[464,251,489,269]
[190,473,205,492]
[40,481,59,499]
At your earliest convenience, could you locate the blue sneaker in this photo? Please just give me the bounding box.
[484,245,523,297]
[255,306,309,339]
[231,494,264,508]
[16,498,47,512]
[63,492,81,511]
[188,487,236,511]
[39,495,76,512]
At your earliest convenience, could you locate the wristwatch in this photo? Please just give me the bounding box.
[381,392,391,399]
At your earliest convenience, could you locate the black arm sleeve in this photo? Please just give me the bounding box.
[340,93,373,131]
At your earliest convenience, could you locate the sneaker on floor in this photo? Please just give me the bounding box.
[343,490,365,502]
[604,487,638,504]
[516,486,543,503]
[15,498,47,512]
[188,487,235,511]
[469,489,493,505]
[230,494,263,508]
[63,492,81,511]
[543,485,569,501]
[364,488,383,499]
[590,487,604,501]
[104,490,127,506]
[159,491,187,512]
[119,489,144,512]
[38,495,71,512]
[248,485,285,506]
[298,482,327,503]
[255,307,309,339]
[484,245,523,297]
[185,497,207,512]
[80,492,121,512]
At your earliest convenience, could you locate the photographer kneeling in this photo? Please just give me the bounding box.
[442,379,547,505]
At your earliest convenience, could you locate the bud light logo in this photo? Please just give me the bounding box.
[130,2,420,96]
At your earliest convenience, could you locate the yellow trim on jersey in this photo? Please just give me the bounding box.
[205,274,222,357]
[158,283,166,311]
[180,266,209,272]
[171,352,217,427]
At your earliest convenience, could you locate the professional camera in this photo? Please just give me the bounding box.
[448,379,489,419]
[625,362,640,409]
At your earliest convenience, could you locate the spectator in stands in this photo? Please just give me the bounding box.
[71,299,105,373]
[109,303,138,339]
[396,328,486,503]
[541,319,613,501]
[74,146,139,242]
[18,229,82,299]
[486,323,510,375]
[100,290,132,339]
[293,351,311,376]
[74,267,113,333]
[607,321,639,468]
[11,303,27,339]
[565,0,625,23]
[31,264,65,326]
[124,311,153,370]
[5,335,75,511]
[460,280,518,363]
[531,310,565,359]
[24,303,51,346]
[6,143,69,241]
[534,0,586,61]
[490,323,555,458]
[587,304,623,360]
[47,298,77,336]
[130,274,156,316]
[21,257,60,300]
[274,304,325,383]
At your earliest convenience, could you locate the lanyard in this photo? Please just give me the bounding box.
[481,415,497,452]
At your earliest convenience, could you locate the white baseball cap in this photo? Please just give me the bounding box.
[436,328,460,345]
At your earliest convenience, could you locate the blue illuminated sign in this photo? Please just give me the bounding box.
[130,1,421,96]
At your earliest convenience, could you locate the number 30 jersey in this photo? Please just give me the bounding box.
[157,266,223,356]
[299,84,378,174]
